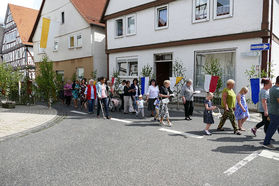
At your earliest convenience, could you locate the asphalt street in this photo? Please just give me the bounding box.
[0,105,279,186]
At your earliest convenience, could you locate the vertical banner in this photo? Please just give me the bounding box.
[40,17,60,49]
[170,77,176,91]
[40,18,50,48]
[250,78,260,104]
[141,77,149,95]
[204,74,219,93]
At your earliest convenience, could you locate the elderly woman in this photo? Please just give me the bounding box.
[159,80,174,127]
[84,79,96,114]
[146,79,159,117]
[217,79,241,135]
[181,79,194,120]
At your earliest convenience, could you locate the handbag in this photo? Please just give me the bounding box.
[162,98,169,104]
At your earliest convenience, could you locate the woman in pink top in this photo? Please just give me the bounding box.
[96,77,110,119]
[64,80,72,106]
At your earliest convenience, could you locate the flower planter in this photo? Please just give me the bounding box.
[1,101,16,109]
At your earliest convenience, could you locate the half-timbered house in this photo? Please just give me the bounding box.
[1,4,38,79]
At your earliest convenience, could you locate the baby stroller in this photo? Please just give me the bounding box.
[108,97,121,112]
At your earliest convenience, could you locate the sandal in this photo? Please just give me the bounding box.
[234,130,241,135]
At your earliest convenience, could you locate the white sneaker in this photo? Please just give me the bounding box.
[167,122,172,127]
[160,121,166,126]
[204,130,212,136]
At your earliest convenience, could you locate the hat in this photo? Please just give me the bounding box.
[139,95,143,98]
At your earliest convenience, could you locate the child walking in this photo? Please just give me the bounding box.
[234,87,250,131]
[136,95,145,118]
[154,97,160,121]
[204,92,216,135]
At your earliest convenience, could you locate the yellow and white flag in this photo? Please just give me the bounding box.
[40,17,59,49]
[170,77,183,90]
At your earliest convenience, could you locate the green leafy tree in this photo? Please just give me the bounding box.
[36,56,57,108]
[203,57,223,98]
[141,65,154,79]
[0,63,21,102]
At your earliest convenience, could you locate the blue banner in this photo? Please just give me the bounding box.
[250,78,260,104]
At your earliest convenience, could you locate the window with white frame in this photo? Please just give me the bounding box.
[53,40,59,51]
[193,0,210,23]
[56,70,64,81]
[117,58,138,77]
[68,36,75,48]
[214,0,233,19]
[115,18,124,37]
[126,15,136,35]
[156,5,168,29]
[194,51,235,90]
[76,35,82,47]
[77,68,84,80]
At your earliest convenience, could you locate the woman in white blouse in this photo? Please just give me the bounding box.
[146,79,159,118]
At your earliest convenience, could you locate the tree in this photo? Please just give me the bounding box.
[203,57,223,98]
[140,65,154,79]
[112,70,121,94]
[172,59,187,109]
[36,56,57,108]
[0,63,21,102]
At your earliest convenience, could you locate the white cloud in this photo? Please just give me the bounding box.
[0,0,42,24]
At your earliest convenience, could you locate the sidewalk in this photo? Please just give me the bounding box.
[0,105,58,139]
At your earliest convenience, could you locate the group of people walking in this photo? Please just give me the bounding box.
[60,75,279,149]
[203,76,279,150]
[61,77,111,119]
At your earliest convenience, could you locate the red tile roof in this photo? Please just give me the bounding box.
[9,4,38,46]
[70,0,107,27]
[29,0,107,42]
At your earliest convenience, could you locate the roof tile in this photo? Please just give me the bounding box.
[9,4,38,45]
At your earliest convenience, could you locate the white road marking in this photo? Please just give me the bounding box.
[70,110,87,115]
[110,118,133,124]
[259,150,279,161]
[158,128,204,139]
[224,151,260,176]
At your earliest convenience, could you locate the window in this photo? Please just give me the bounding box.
[126,15,136,35]
[56,70,64,81]
[214,0,233,19]
[194,51,235,90]
[115,18,124,37]
[68,36,75,48]
[53,40,59,51]
[61,12,65,24]
[193,0,210,23]
[156,5,168,29]
[76,35,82,47]
[77,68,84,80]
[117,58,138,77]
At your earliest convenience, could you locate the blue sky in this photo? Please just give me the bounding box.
[0,0,42,24]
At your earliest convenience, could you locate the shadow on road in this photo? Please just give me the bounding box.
[208,136,262,143]
[211,145,263,154]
